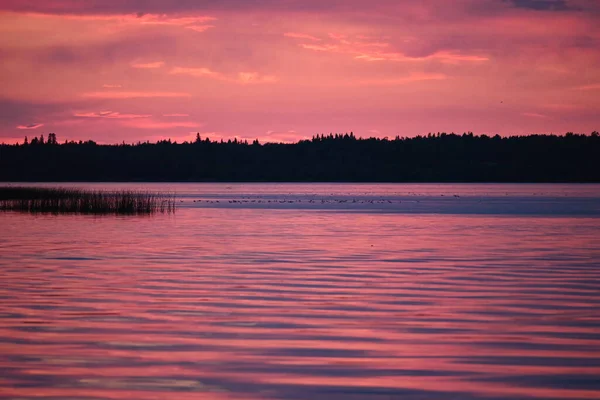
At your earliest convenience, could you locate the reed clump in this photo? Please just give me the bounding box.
[0,187,175,215]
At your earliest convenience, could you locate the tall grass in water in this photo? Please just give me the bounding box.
[0,187,175,215]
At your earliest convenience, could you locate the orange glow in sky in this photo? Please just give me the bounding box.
[0,0,599,144]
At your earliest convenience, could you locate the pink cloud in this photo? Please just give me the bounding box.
[17,123,44,130]
[170,67,220,78]
[0,12,217,41]
[102,84,122,88]
[356,73,448,85]
[299,35,489,64]
[576,83,600,90]
[131,61,165,69]
[522,112,550,118]
[284,32,321,41]
[431,51,490,64]
[300,43,340,52]
[328,33,347,41]
[354,41,390,48]
[74,111,151,119]
[186,25,215,33]
[122,119,202,129]
[136,15,216,27]
[237,72,278,84]
[352,49,489,63]
[263,130,310,143]
[354,54,388,62]
[170,67,277,84]
[163,113,190,117]
[82,91,191,99]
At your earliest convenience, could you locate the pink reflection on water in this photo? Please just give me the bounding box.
[1,189,600,399]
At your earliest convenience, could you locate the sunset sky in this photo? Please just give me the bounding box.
[1,0,599,144]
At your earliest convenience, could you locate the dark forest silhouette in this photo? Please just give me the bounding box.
[1,131,599,182]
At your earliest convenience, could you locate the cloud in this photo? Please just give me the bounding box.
[356,73,448,85]
[17,123,44,129]
[121,119,202,129]
[0,99,66,123]
[300,43,340,52]
[186,25,215,33]
[237,72,278,84]
[263,129,308,143]
[576,83,600,90]
[131,61,165,69]
[163,113,190,117]
[503,0,574,11]
[8,12,217,26]
[74,111,151,119]
[0,1,363,15]
[136,15,216,26]
[0,100,101,137]
[21,32,181,73]
[170,67,278,84]
[82,91,192,99]
[430,51,490,64]
[329,33,348,41]
[170,66,220,78]
[522,112,550,118]
[1,0,598,18]
[102,84,122,88]
[354,54,387,61]
[284,32,321,41]
[298,35,490,64]
[354,49,489,63]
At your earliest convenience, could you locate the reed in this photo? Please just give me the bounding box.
[0,187,176,215]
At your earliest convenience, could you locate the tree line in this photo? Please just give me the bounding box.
[1,131,599,182]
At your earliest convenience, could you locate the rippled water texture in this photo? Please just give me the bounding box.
[1,184,599,399]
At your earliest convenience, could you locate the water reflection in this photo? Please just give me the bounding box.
[1,185,600,399]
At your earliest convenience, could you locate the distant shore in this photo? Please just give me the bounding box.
[1,132,599,182]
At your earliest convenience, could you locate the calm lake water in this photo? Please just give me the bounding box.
[1,183,600,400]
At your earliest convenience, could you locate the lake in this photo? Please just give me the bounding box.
[1,183,599,399]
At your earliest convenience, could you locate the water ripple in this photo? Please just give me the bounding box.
[1,184,600,399]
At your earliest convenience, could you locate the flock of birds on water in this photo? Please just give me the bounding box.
[189,194,463,205]
[183,191,564,206]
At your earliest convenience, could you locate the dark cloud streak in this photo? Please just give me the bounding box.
[503,0,576,11]
[25,34,179,68]
[2,0,597,23]
[0,98,102,124]
[0,0,350,14]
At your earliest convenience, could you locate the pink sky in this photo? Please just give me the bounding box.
[0,0,599,144]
